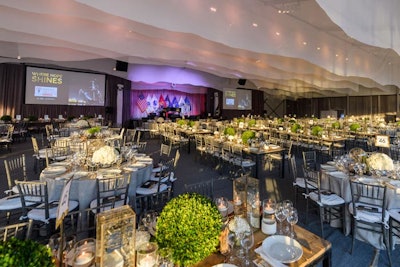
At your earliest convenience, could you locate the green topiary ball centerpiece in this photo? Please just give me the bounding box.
[0,237,55,267]
[156,193,222,266]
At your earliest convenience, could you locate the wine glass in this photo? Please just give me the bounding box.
[287,207,299,239]
[48,233,63,261]
[142,211,158,236]
[225,231,238,264]
[275,202,288,235]
[240,230,254,266]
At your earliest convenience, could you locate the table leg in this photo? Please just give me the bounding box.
[322,247,332,267]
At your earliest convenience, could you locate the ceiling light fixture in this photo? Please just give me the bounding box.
[252,23,258,27]
[17,56,21,60]
[276,32,280,36]
[210,7,217,12]
[303,41,307,45]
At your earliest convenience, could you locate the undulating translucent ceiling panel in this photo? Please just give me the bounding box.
[316,0,400,55]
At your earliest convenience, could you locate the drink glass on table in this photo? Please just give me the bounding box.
[240,230,254,267]
[287,207,299,239]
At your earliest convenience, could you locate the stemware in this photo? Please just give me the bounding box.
[142,211,158,236]
[275,202,289,235]
[287,207,299,239]
[240,230,254,267]
[48,233,64,262]
[281,200,293,235]
[225,231,239,264]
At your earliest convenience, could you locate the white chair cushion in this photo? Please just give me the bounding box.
[309,192,345,206]
[388,208,400,222]
[294,178,317,189]
[28,200,79,223]
[349,203,388,224]
[0,196,23,210]
[136,183,168,195]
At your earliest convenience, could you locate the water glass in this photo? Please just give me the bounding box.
[275,202,289,234]
[287,207,299,238]
[73,238,96,267]
[137,242,158,267]
[240,231,254,266]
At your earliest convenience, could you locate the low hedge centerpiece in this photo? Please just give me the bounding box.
[0,237,54,267]
[156,193,222,266]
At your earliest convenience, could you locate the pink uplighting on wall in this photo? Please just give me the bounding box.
[131,89,206,119]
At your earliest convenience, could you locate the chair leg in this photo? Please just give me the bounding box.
[351,220,356,254]
[319,206,325,238]
[384,226,392,267]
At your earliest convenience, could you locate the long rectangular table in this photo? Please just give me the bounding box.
[195,224,332,267]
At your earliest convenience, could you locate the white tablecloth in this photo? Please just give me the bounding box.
[321,167,400,249]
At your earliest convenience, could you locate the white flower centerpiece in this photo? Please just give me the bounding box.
[366,152,394,172]
[228,216,251,235]
[75,119,90,128]
[92,145,119,167]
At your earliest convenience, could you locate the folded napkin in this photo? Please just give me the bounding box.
[254,247,286,267]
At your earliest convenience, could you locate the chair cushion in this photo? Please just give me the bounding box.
[149,172,170,183]
[136,183,168,195]
[294,178,317,189]
[309,191,345,206]
[28,200,79,223]
[348,203,388,224]
[0,196,23,210]
[388,208,400,222]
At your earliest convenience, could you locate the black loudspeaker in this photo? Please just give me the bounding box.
[105,106,113,114]
[238,79,246,86]
[115,60,128,72]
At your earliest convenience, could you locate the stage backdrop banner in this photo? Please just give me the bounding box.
[131,89,205,119]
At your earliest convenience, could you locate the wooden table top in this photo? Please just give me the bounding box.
[194,224,331,267]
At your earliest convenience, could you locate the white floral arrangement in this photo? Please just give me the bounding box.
[75,119,90,128]
[228,216,251,234]
[366,152,394,171]
[92,145,119,165]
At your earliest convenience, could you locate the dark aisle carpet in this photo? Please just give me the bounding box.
[0,134,399,267]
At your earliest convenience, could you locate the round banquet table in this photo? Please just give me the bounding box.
[40,160,153,211]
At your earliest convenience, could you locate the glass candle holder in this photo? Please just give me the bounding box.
[262,199,276,235]
[214,197,229,219]
[137,242,158,267]
[73,238,96,267]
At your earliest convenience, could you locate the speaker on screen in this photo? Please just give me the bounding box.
[238,79,246,86]
[115,60,128,72]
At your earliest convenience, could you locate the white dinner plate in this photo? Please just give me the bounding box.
[212,264,237,267]
[357,177,382,186]
[102,169,122,175]
[131,163,146,168]
[73,171,89,179]
[136,157,153,163]
[262,235,303,264]
[320,164,337,172]
[123,167,138,172]
[42,166,67,176]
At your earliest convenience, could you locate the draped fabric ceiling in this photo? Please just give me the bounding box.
[0,0,399,100]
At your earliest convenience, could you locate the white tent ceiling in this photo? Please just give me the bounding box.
[0,0,399,99]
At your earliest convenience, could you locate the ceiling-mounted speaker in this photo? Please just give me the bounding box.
[115,60,128,72]
[238,79,246,86]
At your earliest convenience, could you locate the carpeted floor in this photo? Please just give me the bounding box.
[0,133,399,267]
